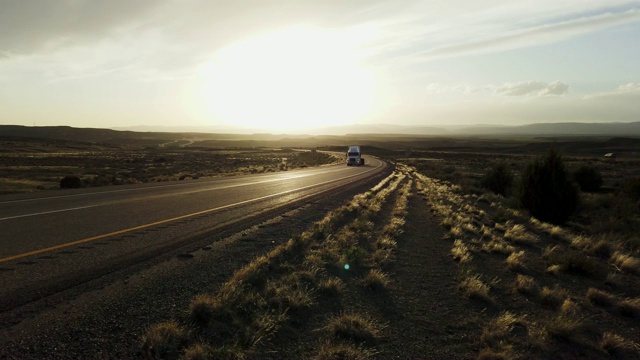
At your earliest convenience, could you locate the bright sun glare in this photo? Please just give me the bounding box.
[200,27,374,132]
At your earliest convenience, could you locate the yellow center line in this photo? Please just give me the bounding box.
[0,160,383,264]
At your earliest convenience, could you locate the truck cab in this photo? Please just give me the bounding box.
[346,146,364,166]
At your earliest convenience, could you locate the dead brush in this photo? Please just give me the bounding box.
[611,251,640,275]
[459,273,492,302]
[318,277,346,296]
[545,313,592,344]
[539,286,568,310]
[514,274,539,296]
[506,251,527,272]
[314,342,377,360]
[481,239,515,255]
[322,313,382,345]
[141,321,189,360]
[586,287,618,308]
[504,224,539,246]
[481,312,528,350]
[362,269,390,291]
[599,332,640,359]
[617,298,640,319]
[451,239,473,263]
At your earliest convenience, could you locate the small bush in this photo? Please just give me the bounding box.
[514,274,539,296]
[362,269,390,291]
[481,163,514,196]
[518,147,578,224]
[573,166,603,192]
[60,175,82,189]
[586,288,618,308]
[324,313,380,345]
[599,332,640,359]
[141,321,188,359]
[460,274,492,302]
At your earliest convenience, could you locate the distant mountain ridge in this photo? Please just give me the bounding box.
[1,122,640,143]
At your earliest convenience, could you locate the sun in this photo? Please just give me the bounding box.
[199,27,374,133]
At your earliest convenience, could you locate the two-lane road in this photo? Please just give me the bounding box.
[0,157,388,311]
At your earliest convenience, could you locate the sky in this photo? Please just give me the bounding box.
[1,0,639,134]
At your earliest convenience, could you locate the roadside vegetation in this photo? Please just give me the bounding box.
[142,165,414,359]
[0,138,342,194]
[411,146,640,359]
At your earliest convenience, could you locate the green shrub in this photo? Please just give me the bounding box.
[60,175,82,189]
[518,147,578,224]
[573,166,603,192]
[481,163,514,196]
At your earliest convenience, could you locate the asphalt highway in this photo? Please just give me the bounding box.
[0,157,388,311]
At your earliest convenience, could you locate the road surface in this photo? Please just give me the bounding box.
[0,157,388,312]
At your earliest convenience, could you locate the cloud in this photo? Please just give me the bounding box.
[417,9,640,60]
[493,81,569,96]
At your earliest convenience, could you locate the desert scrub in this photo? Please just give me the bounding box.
[573,165,603,193]
[481,312,528,350]
[514,274,539,296]
[506,251,527,272]
[481,163,514,196]
[314,342,377,360]
[322,313,382,345]
[451,239,473,263]
[141,321,189,359]
[599,332,640,359]
[503,224,538,246]
[611,251,640,275]
[459,273,492,302]
[518,147,578,225]
[362,269,390,291]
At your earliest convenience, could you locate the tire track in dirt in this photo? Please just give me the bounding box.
[376,178,484,358]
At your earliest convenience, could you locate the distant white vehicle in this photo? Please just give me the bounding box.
[346,145,364,166]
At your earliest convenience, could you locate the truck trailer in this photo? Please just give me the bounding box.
[346,145,364,166]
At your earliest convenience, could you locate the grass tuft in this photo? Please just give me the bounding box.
[599,332,640,359]
[539,286,568,309]
[451,239,473,263]
[506,251,527,272]
[514,274,539,297]
[504,224,538,245]
[314,342,377,360]
[586,287,618,308]
[323,313,381,345]
[460,274,492,302]
[611,251,640,275]
[141,321,188,360]
[362,269,391,291]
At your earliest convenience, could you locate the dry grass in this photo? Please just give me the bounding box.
[362,269,391,291]
[141,321,188,359]
[318,277,346,296]
[611,251,640,275]
[514,274,539,297]
[539,286,568,310]
[451,239,473,263]
[459,274,492,302]
[314,342,377,360]
[617,298,640,319]
[506,251,527,272]
[322,313,381,345]
[599,332,640,359]
[504,224,539,246]
[481,239,515,255]
[481,312,528,351]
[586,287,618,309]
[188,294,221,327]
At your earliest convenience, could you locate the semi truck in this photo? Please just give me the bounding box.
[346,145,364,166]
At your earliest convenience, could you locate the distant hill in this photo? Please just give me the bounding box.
[2,121,640,145]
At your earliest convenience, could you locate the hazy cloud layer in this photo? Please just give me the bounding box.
[494,81,569,96]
